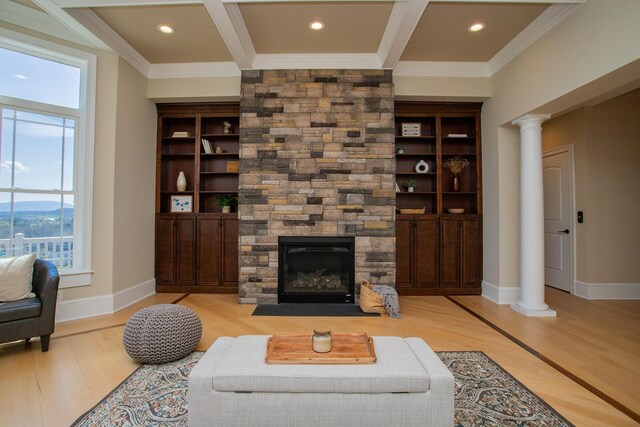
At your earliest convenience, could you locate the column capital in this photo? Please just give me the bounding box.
[511,114,551,128]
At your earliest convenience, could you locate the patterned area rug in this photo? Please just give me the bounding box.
[72,351,573,427]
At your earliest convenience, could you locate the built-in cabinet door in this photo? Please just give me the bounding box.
[222,217,239,287]
[156,216,177,285]
[460,218,480,287]
[395,218,413,288]
[415,218,439,288]
[197,216,221,286]
[175,216,197,286]
[440,218,460,287]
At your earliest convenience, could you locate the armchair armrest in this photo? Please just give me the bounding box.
[32,259,60,334]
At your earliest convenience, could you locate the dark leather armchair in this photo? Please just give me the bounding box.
[0,259,60,352]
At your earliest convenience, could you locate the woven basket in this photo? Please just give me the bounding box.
[359,280,386,314]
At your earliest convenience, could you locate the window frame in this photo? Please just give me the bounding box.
[0,28,96,288]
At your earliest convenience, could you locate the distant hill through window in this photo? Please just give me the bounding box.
[0,201,74,212]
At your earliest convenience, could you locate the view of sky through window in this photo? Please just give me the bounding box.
[0,47,81,109]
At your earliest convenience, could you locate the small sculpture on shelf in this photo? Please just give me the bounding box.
[223,121,232,134]
[443,157,469,192]
[414,160,429,173]
[404,178,417,193]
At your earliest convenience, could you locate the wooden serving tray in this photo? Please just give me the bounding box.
[265,333,376,364]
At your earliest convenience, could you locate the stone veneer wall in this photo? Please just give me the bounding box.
[238,70,395,304]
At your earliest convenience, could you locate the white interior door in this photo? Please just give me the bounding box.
[543,149,573,292]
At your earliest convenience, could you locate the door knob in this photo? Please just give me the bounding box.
[558,229,570,234]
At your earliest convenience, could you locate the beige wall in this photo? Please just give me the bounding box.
[112,58,157,293]
[482,0,640,290]
[584,89,640,283]
[147,76,240,102]
[543,89,640,285]
[393,76,490,101]
[146,74,492,103]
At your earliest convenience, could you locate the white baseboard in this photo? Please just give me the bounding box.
[56,279,156,323]
[481,280,520,305]
[574,281,640,300]
[113,279,156,312]
[55,293,113,323]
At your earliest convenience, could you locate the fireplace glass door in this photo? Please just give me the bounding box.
[278,237,355,303]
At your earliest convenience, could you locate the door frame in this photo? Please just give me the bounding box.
[542,144,576,294]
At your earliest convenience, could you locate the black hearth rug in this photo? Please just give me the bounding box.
[252,303,380,317]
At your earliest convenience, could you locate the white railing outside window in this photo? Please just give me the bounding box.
[0,233,73,268]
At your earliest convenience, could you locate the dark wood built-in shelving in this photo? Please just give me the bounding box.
[395,102,483,295]
[155,103,240,293]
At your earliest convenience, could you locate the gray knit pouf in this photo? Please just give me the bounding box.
[123,304,202,364]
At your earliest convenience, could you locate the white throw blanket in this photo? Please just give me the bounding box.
[372,285,401,319]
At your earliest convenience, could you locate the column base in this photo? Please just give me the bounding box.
[510,303,557,317]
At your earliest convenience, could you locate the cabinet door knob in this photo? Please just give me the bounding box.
[558,229,570,234]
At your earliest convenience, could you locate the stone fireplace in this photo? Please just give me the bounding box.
[238,69,395,304]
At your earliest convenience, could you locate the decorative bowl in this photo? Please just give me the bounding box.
[448,208,465,214]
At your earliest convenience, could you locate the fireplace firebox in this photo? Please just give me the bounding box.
[278,237,355,303]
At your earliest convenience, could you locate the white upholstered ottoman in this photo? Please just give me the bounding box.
[188,335,454,427]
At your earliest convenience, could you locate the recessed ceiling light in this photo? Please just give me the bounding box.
[468,22,485,32]
[14,74,27,80]
[157,24,175,34]
[309,21,324,31]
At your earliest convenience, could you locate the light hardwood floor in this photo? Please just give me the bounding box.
[0,289,638,427]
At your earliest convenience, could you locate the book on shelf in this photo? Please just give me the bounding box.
[447,133,468,138]
[172,131,190,138]
[201,138,213,154]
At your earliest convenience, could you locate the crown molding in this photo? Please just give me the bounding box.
[203,0,255,69]
[148,61,240,78]
[65,8,151,77]
[488,4,580,76]
[252,53,381,70]
[394,61,489,77]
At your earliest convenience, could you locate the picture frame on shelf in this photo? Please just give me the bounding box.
[170,195,193,212]
[401,122,421,137]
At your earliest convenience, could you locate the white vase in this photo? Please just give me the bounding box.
[177,171,187,192]
[408,187,414,192]
[222,206,231,214]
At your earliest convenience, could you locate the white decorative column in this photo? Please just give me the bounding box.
[511,114,556,317]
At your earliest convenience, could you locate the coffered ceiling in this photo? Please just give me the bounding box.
[2,0,585,78]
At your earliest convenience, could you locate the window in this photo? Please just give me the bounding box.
[0,29,95,287]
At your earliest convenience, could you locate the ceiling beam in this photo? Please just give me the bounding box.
[377,0,429,69]
[202,0,255,70]
[54,0,200,7]
[30,0,111,49]
[226,0,582,2]
[65,8,151,76]
[0,0,89,46]
[54,0,584,6]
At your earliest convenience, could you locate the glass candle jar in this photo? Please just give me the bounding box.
[312,329,332,353]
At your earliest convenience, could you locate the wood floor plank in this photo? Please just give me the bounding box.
[1,291,638,426]
[451,287,640,418]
